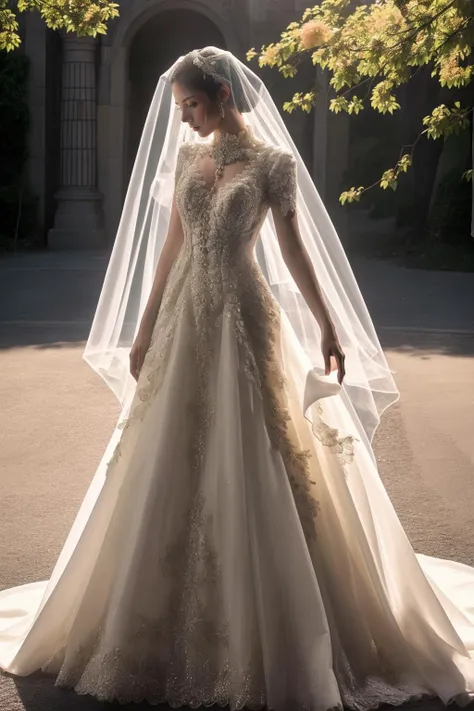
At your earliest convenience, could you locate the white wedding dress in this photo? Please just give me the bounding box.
[2,129,474,711]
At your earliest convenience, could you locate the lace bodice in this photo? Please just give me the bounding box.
[174,129,298,266]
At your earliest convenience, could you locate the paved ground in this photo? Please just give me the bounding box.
[0,249,474,711]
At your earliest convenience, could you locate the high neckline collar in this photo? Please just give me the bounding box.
[209,127,257,167]
[211,126,254,149]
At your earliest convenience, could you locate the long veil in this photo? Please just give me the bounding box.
[83,46,399,447]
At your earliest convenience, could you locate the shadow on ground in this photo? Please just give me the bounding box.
[379,330,474,358]
[0,326,91,350]
[1,327,473,360]
[1,251,474,355]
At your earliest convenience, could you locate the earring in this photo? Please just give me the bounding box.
[219,101,225,119]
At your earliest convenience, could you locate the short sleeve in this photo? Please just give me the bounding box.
[267,149,297,216]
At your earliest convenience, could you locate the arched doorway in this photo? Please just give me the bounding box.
[127,10,226,182]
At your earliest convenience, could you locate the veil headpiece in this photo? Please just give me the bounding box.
[188,49,229,85]
[83,46,399,445]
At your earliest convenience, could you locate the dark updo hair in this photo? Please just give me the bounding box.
[170,51,254,114]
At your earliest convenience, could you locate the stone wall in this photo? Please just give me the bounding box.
[23,0,349,248]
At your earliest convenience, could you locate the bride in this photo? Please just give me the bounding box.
[1,46,474,711]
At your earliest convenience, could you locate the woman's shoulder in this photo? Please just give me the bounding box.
[175,141,202,182]
[176,141,201,162]
[259,144,298,215]
[258,144,297,184]
[259,143,296,170]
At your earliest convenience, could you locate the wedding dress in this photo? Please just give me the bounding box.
[2,128,474,711]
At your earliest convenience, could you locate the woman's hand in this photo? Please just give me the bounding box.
[321,326,346,385]
[270,209,346,387]
[129,327,153,382]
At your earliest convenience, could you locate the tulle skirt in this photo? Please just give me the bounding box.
[2,285,474,711]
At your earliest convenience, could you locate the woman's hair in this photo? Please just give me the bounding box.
[170,52,252,114]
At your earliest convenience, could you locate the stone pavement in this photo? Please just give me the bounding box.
[0,249,474,711]
[1,249,474,336]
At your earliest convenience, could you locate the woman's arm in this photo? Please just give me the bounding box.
[137,194,184,337]
[271,205,346,384]
[129,195,184,381]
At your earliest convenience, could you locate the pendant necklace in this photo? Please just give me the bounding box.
[208,128,256,192]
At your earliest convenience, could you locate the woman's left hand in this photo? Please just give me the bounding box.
[321,327,346,385]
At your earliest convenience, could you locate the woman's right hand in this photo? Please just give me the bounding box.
[129,327,153,381]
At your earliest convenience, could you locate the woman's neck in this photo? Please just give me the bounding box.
[213,114,248,138]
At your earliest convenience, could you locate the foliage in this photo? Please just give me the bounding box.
[248,0,474,203]
[1,0,119,51]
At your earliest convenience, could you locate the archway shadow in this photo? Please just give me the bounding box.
[126,9,227,188]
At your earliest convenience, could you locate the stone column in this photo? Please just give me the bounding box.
[48,35,105,249]
[24,13,48,241]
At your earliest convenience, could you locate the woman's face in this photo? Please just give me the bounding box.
[172,82,221,138]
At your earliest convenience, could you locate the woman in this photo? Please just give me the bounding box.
[1,46,474,711]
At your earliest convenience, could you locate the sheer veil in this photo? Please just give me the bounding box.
[83,46,399,445]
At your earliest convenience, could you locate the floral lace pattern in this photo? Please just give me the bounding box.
[46,489,268,709]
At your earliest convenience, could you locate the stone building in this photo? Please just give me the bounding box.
[23,0,350,249]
